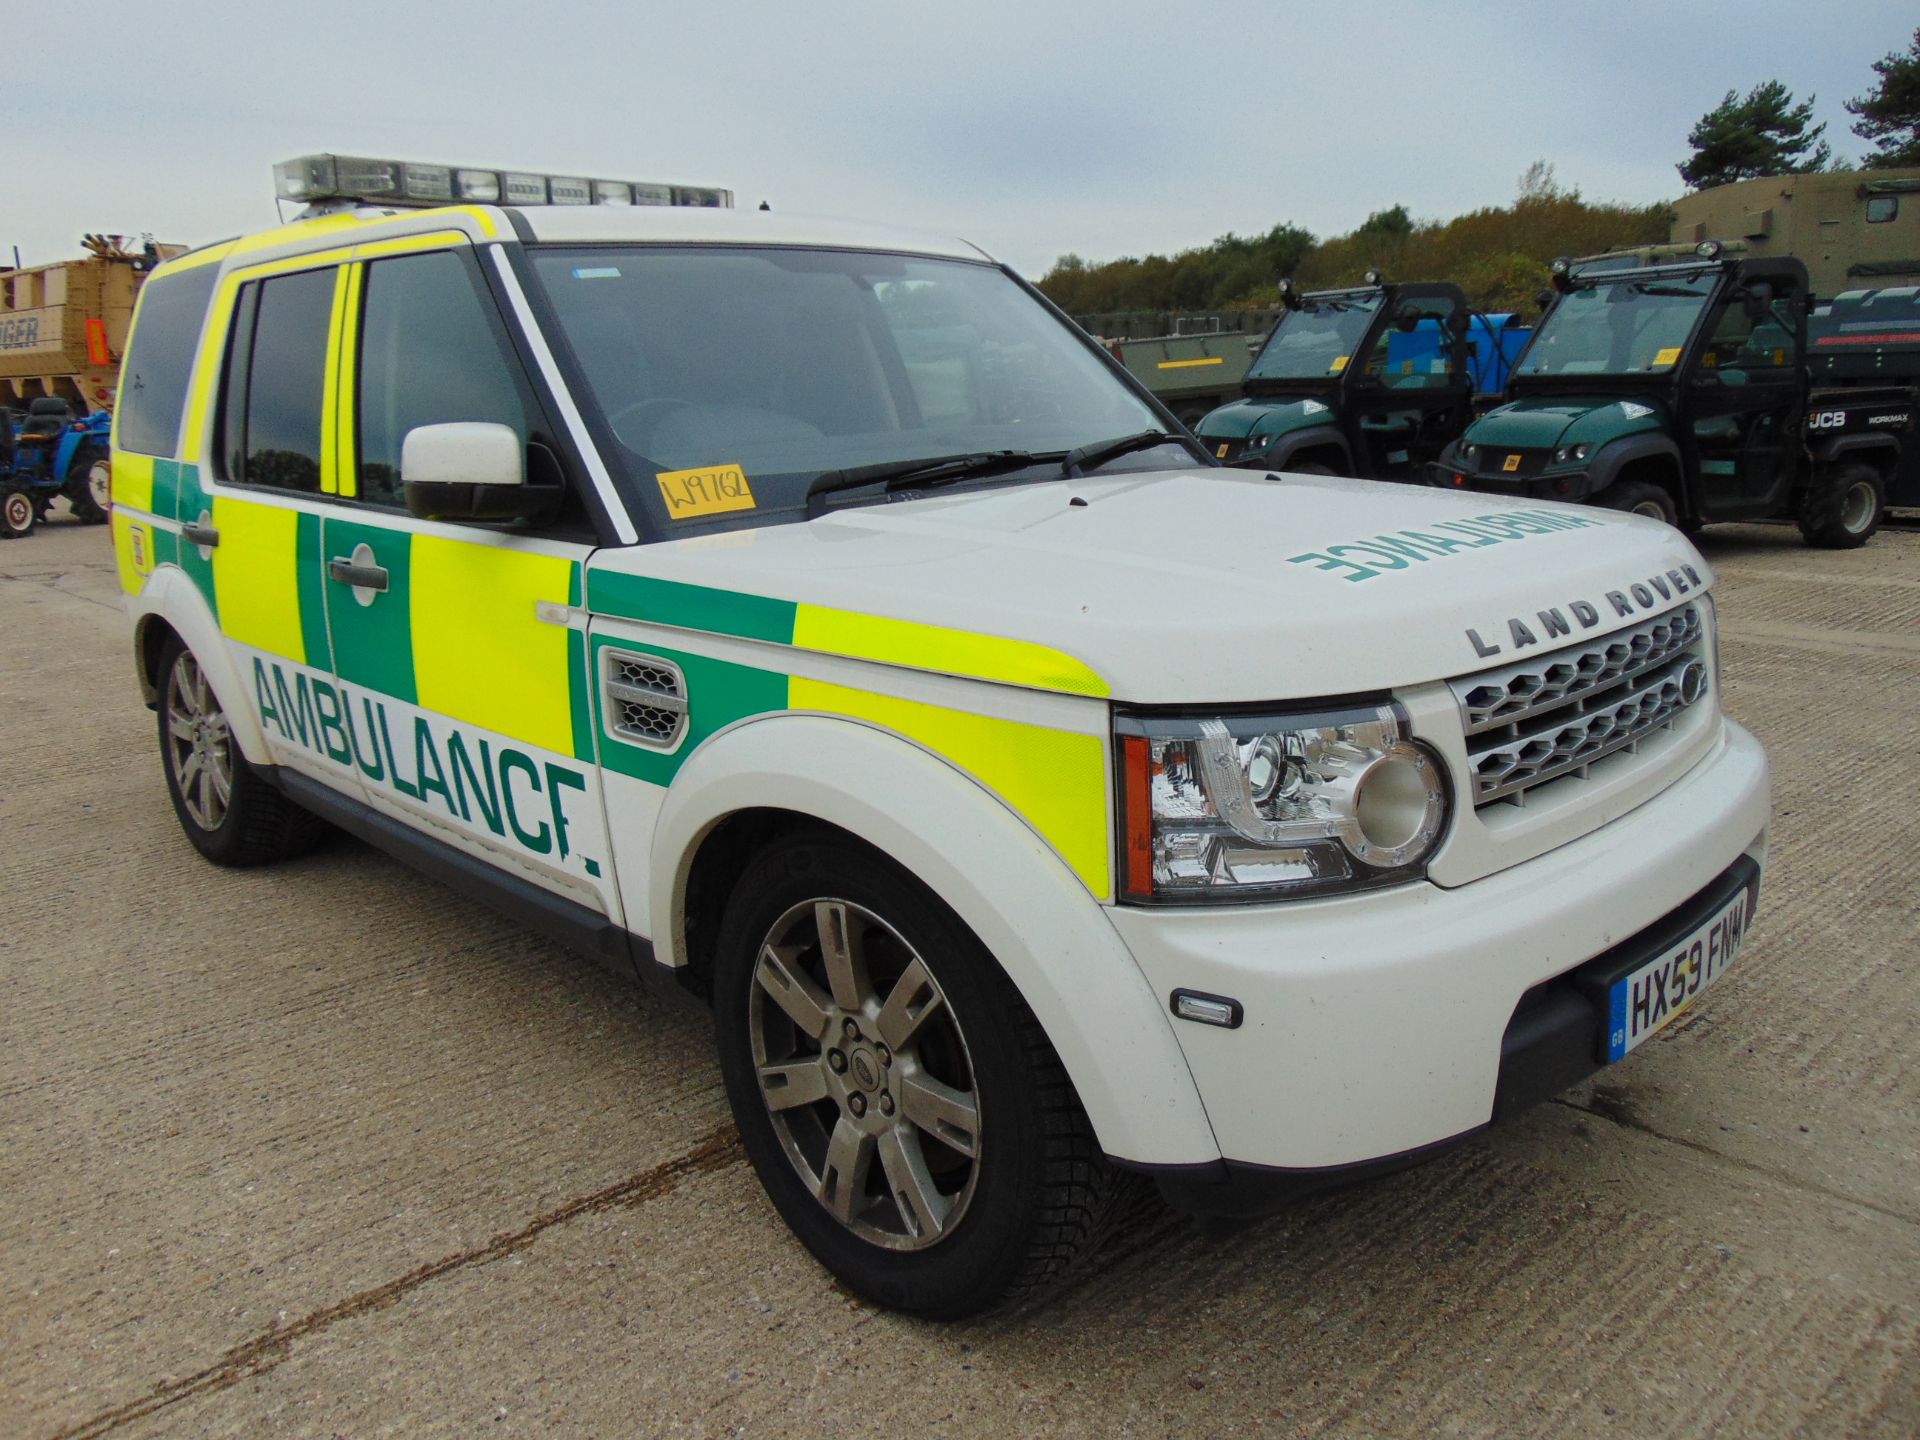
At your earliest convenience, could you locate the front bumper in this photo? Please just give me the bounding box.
[1106,718,1769,1192]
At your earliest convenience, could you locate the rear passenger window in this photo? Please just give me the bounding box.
[222,267,336,493]
[117,264,219,457]
[355,250,539,507]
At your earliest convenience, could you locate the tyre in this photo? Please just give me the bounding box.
[1289,460,1336,476]
[156,639,326,866]
[65,447,111,524]
[713,833,1119,1318]
[1796,461,1884,549]
[1602,480,1678,526]
[0,485,36,538]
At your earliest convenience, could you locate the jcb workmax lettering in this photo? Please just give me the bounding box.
[116,155,1770,1319]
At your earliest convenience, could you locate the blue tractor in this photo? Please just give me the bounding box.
[0,397,114,538]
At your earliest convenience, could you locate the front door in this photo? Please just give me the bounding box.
[317,241,618,921]
[1347,287,1472,480]
[1684,284,1804,520]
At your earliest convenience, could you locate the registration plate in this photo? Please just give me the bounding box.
[1605,889,1751,1061]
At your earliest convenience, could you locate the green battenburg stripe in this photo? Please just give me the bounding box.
[151,460,182,522]
[150,528,180,570]
[173,463,216,623]
[590,635,788,786]
[566,562,593,762]
[295,510,333,671]
[587,571,797,646]
[324,518,416,703]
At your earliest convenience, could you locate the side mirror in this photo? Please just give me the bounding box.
[1534,289,1555,311]
[401,422,552,523]
[1742,282,1774,324]
[1394,303,1423,333]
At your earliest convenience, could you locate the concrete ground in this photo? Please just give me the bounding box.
[2,513,1916,1440]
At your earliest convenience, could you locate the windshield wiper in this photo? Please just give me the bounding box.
[1061,429,1186,476]
[805,450,1046,516]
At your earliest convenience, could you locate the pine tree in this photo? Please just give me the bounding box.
[1679,81,1831,190]
[1848,28,1920,169]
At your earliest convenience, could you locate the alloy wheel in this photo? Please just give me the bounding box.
[165,653,234,831]
[747,897,981,1250]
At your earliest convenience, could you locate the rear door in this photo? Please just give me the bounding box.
[319,240,620,922]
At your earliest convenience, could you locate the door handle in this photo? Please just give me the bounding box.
[181,521,219,548]
[328,556,389,591]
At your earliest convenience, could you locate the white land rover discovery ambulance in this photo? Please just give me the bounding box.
[112,156,1770,1318]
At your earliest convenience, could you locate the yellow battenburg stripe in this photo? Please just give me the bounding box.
[111,512,151,595]
[319,267,352,495]
[352,229,471,260]
[336,264,362,497]
[792,606,1109,699]
[790,677,1111,898]
[111,452,155,513]
[209,497,305,662]
[410,537,577,755]
[1156,356,1225,369]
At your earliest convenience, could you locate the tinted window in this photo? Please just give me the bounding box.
[116,264,218,456]
[356,250,538,507]
[234,268,336,492]
[1867,195,1898,224]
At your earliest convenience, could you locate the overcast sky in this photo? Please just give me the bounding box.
[6,0,1914,278]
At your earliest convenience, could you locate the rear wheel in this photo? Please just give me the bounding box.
[0,485,36,538]
[65,447,111,523]
[1602,480,1678,526]
[157,639,326,866]
[713,833,1119,1318]
[1796,461,1884,549]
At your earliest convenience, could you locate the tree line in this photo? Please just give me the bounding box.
[1039,29,1920,322]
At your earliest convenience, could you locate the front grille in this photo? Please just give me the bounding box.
[603,649,688,750]
[1450,604,1708,807]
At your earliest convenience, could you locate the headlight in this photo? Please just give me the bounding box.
[1552,443,1592,465]
[1117,702,1450,903]
[1460,444,1480,467]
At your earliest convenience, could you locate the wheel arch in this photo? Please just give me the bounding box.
[1586,433,1684,504]
[651,713,1220,1167]
[1809,433,1899,474]
[131,568,273,764]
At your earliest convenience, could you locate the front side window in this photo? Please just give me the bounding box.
[1360,296,1460,390]
[529,245,1171,533]
[1247,294,1382,380]
[1519,274,1715,377]
[355,249,541,507]
[1698,289,1799,378]
[117,264,219,456]
[222,267,336,492]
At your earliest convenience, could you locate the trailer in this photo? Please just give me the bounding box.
[0,235,185,414]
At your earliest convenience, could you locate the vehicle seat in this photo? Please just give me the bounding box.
[19,396,73,441]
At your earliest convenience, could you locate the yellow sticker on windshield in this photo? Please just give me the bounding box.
[1330,355,1350,374]
[1653,346,1682,368]
[656,464,756,519]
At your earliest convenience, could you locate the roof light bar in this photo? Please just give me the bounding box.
[273,154,733,211]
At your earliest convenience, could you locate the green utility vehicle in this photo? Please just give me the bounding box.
[1193,277,1503,481]
[1429,245,1911,547]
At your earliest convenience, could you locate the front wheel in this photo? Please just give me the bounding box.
[1602,480,1678,526]
[0,485,36,538]
[1796,461,1884,549]
[713,834,1119,1318]
[156,639,326,866]
[65,447,111,523]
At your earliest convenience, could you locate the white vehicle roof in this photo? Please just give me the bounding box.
[509,205,993,263]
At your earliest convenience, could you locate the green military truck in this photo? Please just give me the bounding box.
[1669,168,1919,297]
[1192,277,1517,481]
[1083,310,1281,427]
[1429,244,1911,546]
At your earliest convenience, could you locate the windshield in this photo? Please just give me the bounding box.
[529,246,1174,532]
[1518,274,1716,377]
[1246,294,1381,380]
